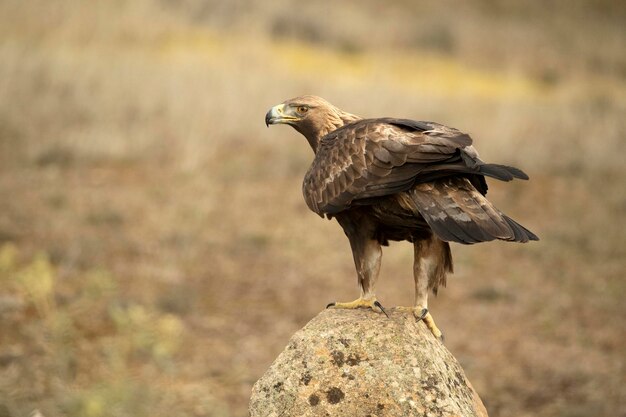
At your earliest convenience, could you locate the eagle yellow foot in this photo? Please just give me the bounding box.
[396,307,444,341]
[326,298,389,318]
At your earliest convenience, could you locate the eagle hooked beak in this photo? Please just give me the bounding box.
[265,103,299,127]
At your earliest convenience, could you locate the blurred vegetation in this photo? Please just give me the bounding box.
[0,244,207,417]
[0,0,625,416]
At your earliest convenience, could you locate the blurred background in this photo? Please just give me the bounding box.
[0,0,624,416]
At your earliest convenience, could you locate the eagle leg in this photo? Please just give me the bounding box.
[327,298,388,317]
[396,236,451,341]
[329,216,390,316]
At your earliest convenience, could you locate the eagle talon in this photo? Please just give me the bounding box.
[415,308,428,321]
[326,302,336,309]
[374,301,389,318]
[419,310,444,342]
[395,306,443,341]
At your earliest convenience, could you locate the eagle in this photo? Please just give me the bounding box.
[265,95,538,340]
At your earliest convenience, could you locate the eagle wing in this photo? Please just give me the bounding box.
[302,118,527,215]
[406,177,538,244]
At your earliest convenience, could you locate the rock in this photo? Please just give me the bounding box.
[250,308,488,417]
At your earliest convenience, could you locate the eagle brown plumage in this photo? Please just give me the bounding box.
[265,95,538,339]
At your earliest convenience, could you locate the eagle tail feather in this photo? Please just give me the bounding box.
[502,214,540,243]
[407,177,538,244]
[479,163,529,181]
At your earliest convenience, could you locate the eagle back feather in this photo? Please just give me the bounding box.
[302,118,480,215]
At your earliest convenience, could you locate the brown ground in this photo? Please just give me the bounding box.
[0,1,625,416]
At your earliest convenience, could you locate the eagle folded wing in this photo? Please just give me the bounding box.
[406,177,538,244]
[303,118,480,215]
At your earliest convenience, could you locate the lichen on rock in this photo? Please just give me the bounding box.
[249,308,488,417]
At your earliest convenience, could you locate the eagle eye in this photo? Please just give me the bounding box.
[296,106,309,114]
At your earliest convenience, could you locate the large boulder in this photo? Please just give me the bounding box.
[250,308,488,417]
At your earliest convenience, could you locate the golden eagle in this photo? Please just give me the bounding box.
[265,96,538,339]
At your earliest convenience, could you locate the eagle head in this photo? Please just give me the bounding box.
[265,95,360,151]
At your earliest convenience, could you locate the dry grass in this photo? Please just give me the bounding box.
[0,1,625,416]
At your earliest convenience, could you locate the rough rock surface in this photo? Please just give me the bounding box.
[250,308,488,417]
